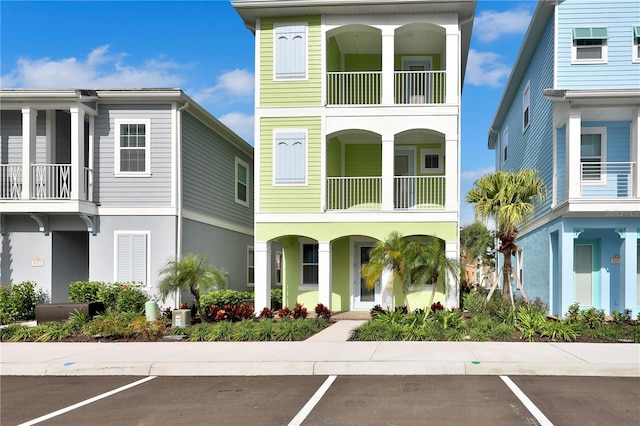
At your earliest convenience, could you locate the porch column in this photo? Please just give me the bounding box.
[560,228,577,317]
[445,25,460,105]
[444,136,458,211]
[70,107,86,200]
[254,241,272,312]
[21,107,37,199]
[318,241,332,308]
[380,267,393,310]
[632,107,639,197]
[566,109,582,199]
[381,27,395,105]
[381,138,395,210]
[445,241,459,310]
[622,228,638,312]
[87,115,95,202]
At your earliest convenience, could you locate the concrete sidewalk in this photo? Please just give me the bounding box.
[1,321,638,377]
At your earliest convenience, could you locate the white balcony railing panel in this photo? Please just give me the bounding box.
[0,164,22,199]
[395,71,446,104]
[326,177,382,210]
[394,176,445,209]
[580,162,635,198]
[32,164,71,199]
[327,72,381,105]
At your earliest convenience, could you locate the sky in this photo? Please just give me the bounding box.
[0,0,536,225]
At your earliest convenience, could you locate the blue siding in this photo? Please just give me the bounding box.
[557,0,640,89]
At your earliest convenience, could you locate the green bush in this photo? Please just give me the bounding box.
[271,288,283,309]
[69,281,147,314]
[0,281,49,324]
[68,281,102,303]
[200,289,253,308]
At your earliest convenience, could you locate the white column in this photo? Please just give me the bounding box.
[566,109,582,199]
[444,136,458,211]
[622,228,638,312]
[381,28,395,105]
[381,138,395,210]
[87,115,94,202]
[254,241,272,312]
[21,107,37,199]
[445,241,459,310]
[380,267,394,309]
[318,241,332,308]
[70,107,86,200]
[445,26,460,105]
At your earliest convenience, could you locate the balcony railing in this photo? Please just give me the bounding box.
[326,176,445,210]
[395,71,446,104]
[580,162,635,198]
[327,72,381,105]
[0,164,22,199]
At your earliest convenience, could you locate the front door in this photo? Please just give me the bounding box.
[403,58,432,103]
[354,243,380,309]
[574,241,599,308]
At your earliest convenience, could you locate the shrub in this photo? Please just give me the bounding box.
[258,307,274,319]
[314,303,333,320]
[541,319,581,342]
[271,288,283,309]
[430,302,444,312]
[566,303,605,329]
[370,304,385,318]
[277,306,292,319]
[515,306,547,342]
[292,303,308,319]
[200,290,253,308]
[69,281,101,303]
[69,281,147,314]
[0,281,49,324]
[207,303,255,322]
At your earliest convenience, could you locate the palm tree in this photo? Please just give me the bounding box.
[158,253,226,319]
[465,169,545,299]
[410,239,461,309]
[361,231,413,309]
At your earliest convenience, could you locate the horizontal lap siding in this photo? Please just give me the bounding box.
[94,105,172,207]
[557,0,640,89]
[260,116,321,212]
[501,16,555,219]
[260,16,322,107]
[326,138,341,177]
[0,111,22,163]
[182,112,253,228]
[56,112,71,164]
[583,120,632,162]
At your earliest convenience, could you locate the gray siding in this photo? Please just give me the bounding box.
[93,104,173,207]
[35,113,47,164]
[182,112,253,229]
[1,110,23,164]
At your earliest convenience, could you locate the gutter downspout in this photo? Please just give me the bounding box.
[175,102,190,308]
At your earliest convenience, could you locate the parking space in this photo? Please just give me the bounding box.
[2,376,639,426]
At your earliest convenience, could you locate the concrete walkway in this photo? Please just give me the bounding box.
[1,320,638,377]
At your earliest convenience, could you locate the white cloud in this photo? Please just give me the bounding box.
[219,112,254,144]
[466,49,511,88]
[0,45,184,89]
[474,9,532,42]
[191,69,254,105]
[461,167,494,181]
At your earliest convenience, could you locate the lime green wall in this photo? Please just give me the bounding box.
[260,116,322,212]
[327,137,341,177]
[260,16,322,107]
[344,144,381,176]
[327,37,341,72]
[345,54,381,71]
[331,237,351,311]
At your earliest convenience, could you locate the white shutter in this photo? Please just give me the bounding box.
[116,233,147,285]
[275,24,306,79]
[275,132,306,184]
[117,234,132,282]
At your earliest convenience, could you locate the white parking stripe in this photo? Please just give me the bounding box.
[288,375,337,426]
[18,376,157,426]
[500,375,554,426]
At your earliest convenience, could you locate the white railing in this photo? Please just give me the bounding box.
[394,176,445,209]
[326,177,382,210]
[327,72,381,105]
[32,164,72,199]
[580,162,635,198]
[84,167,93,202]
[0,164,22,199]
[395,71,446,104]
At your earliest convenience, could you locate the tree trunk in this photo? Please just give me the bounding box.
[501,248,512,299]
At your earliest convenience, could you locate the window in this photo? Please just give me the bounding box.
[633,26,640,63]
[301,243,318,286]
[420,147,443,173]
[275,251,282,286]
[114,232,149,286]
[274,130,307,184]
[235,158,249,206]
[522,82,530,131]
[572,27,608,63]
[115,119,151,175]
[580,128,606,184]
[274,23,307,80]
[247,247,254,287]
[502,128,508,164]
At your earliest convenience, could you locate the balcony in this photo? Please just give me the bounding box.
[580,162,635,198]
[0,163,93,201]
[326,176,445,211]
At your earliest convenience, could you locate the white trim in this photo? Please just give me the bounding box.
[502,127,508,165]
[571,28,608,64]
[273,128,308,186]
[273,21,308,81]
[580,126,607,186]
[632,26,640,63]
[98,207,177,216]
[113,230,151,288]
[522,81,530,133]
[255,211,459,223]
[419,146,444,174]
[299,237,319,289]
[235,156,250,206]
[247,246,255,287]
[114,118,152,176]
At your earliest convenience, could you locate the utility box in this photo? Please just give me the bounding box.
[36,302,105,323]
[172,309,191,327]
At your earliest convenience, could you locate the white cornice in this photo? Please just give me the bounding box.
[256,211,458,223]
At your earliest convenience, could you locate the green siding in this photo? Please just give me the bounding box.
[260,16,322,107]
[344,144,381,176]
[327,137,341,177]
[327,37,341,72]
[260,116,322,212]
[345,54,382,71]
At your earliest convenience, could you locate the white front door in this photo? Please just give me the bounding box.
[354,243,381,309]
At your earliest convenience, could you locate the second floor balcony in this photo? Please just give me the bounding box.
[1,164,93,202]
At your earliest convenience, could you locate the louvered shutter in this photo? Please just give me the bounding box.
[117,234,147,285]
[275,24,306,79]
[275,132,306,184]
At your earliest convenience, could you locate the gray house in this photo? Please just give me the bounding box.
[0,89,254,305]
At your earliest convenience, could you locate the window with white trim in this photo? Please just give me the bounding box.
[274,130,307,184]
[301,242,318,287]
[633,26,640,63]
[247,247,254,287]
[580,128,606,184]
[572,27,608,63]
[420,146,443,174]
[274,23,307,80]
[115,119,151,175]
[275,251,282,286]
[235,157,249,206]
[115,232,149,286]
[522,82,530,131]
[502,128,508,164]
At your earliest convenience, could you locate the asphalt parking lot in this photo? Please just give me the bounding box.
[2,375,638,426]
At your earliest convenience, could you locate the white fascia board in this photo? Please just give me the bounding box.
[0,201,99,215]
[255,211,458,223]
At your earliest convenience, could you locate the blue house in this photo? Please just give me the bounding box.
[488,0,640,316]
